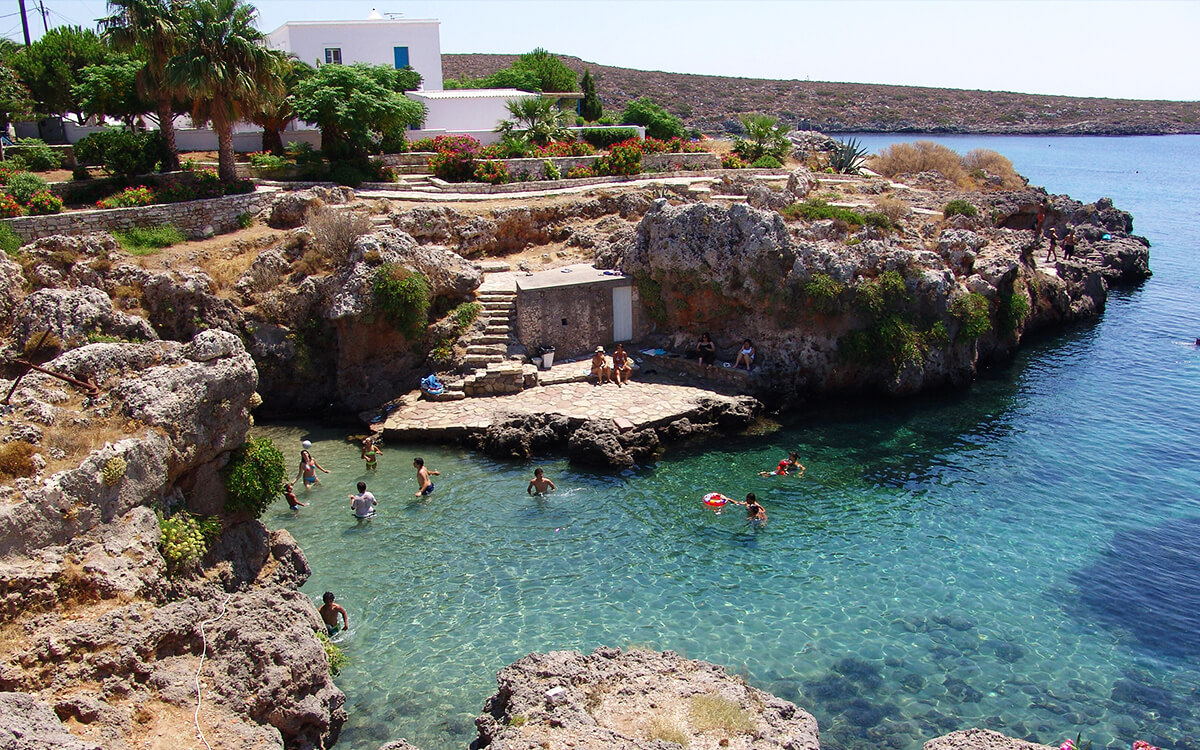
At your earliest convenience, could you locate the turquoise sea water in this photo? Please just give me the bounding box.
[259,135,1200,750]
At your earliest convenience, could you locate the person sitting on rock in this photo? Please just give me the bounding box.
[695,333,716,368]
[612,343,633,386]
[590,346,611,385]
[734,339,755,371]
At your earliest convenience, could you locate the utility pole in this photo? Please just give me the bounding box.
[18,0,32,46]
[38,1,49,33]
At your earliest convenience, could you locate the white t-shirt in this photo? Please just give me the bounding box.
[351,491,377,517]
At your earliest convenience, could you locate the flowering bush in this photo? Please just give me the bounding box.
[566,165,596,179]
[0,166,19,185]
[191,169,225,199]
[473,159,510,185]
[223,177,256,195]
[26,190,63,215]
[595,143,641,176]
[429,135,482,156]
[424,135,483,182]
[0,193,23,217]
[722,154,749,169]
[156,182,197,203]
[533,140,595,158]
[96,185,155,209]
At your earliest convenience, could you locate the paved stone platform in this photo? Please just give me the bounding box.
[380,368,741,440]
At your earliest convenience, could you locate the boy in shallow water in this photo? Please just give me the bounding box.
[731,493,767,526]
[413,457,440,496]
[527,467,557,496]
[319,591,348,636]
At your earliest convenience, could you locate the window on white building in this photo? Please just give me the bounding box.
[324,48,342,65]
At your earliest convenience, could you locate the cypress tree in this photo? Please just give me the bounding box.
[580,69,602,122]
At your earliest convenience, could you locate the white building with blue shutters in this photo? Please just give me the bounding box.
[266,12,444,90]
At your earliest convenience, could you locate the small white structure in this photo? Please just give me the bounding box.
[406,89,537,143]
[267,13,443,91]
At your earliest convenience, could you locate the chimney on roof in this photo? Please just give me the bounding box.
[367,9,384,20]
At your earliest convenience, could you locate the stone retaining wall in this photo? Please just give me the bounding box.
[4,190,279,243]
[638,352,755,389]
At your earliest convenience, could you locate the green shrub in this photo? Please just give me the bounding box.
[750,155,783,169]
[950,292,991,339]
[635,274,666,325]
[315,631,348,676]
[158,510,222,569]
[943,199,979,218]
[829,137,869,174]
[451,301,481,331]
[804,272,845,315]
[542,159,561,180]
[372,264,431,339]
[721,153,748,169]
[853,270,907,317]
[248,151,292,169]
[0,441,37,480]
[997,290,1031,334]
[11,138,64,171]
[0,223,21,256]
[113,225,186,255]
[26,190,63,215]
[925,320,950,348]
[329,161,366,187]
[237,212,254,229]
[580,127,638,149]
[6,172,48,204]
[0,195,23,218]
[101,455,128,485]
[74,129,168,178]
[225,437,287,518]
[566,165,595,179]
[620,97,685,140]
[780,199,865,226]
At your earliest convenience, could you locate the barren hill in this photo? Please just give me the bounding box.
[444,53,1200,136]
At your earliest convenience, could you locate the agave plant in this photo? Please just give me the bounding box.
[829,137,869,174]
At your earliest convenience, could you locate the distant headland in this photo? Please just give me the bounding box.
[445,53,1200,136]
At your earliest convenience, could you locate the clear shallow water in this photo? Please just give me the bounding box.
[261,135,1200,750]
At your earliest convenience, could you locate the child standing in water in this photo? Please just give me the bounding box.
[732,493,767,526]
[527,467,557,496]
[319,592,349,636]
[413,457,440,497]
[283,483,306,510]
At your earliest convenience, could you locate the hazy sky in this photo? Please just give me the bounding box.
[12,0,1200,101]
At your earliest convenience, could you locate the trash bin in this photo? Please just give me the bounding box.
[539,346,555,370]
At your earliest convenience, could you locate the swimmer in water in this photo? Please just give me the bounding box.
[414,457,440,497]
[527,467,557,496]
[731,492,767,526]
[759,451,805,477]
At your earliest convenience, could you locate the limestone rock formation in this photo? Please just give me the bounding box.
[926,728,1057,750]
[470,647,821,750]
[470,413,571,459]
[566,418,660,468]
[11,286,157,349]
[267,185,355,229]
[0,692,102,750]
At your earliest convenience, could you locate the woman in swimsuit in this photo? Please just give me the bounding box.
[612,344,633,385]
[696,333,716,368]
[361,438,382,470]
[296,449,329,489]
[734,339,755,371]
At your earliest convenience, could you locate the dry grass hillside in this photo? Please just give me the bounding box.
[444,53,1200,136]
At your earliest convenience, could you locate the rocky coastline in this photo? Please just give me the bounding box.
[0,149,1153,748]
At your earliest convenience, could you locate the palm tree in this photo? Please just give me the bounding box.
[249,55,312,155]
[100,0,183,171]
[166,0,284,182]
[497,96,569,147]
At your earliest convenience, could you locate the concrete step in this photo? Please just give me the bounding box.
[484,326,510,337]
[474,260,511,273]
[466,344,506,356]
[473,334,509,345]
[478,290,517,299]
[481,300,514,310]
[463,354,505,369]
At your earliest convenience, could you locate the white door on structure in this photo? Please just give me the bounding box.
[613,286,633,342]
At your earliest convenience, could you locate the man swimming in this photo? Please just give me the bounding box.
[527,467,557,496]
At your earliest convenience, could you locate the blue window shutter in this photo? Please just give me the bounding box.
[394,47,409,69]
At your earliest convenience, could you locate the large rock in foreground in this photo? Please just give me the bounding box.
[926,728,1057,750]
[470,647,821,750]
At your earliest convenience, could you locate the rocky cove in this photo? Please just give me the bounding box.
[0,152,1154,750]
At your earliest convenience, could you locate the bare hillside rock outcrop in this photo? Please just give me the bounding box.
[926,728,1057,750]
[11,286,157,349]
[469,647,821,750]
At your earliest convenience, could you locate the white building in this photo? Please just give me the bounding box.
[406,89,537,140]
[266,12,443,90]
